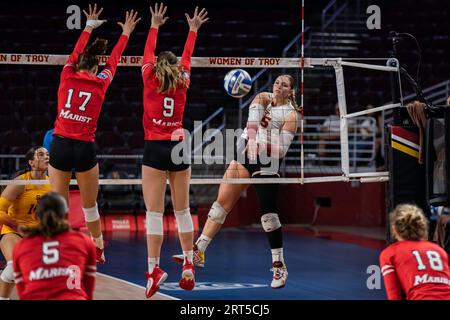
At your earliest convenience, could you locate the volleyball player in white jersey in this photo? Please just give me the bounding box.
[174,74,299,288]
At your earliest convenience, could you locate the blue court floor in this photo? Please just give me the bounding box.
[97,229,387,300]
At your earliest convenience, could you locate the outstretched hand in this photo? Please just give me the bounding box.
[83,3,106,30]
[185,6,209,32]
[150,3,169,28]
[118,10,141,36]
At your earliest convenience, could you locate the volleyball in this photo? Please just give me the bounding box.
[223,69,252,98]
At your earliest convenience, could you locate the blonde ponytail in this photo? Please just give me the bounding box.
[390,204,429,241]
[153,51,187,94]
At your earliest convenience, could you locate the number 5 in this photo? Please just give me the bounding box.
[163,97,174,117]
[43,241,60,264]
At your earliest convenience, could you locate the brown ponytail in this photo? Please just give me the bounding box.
[76,38,108,71]
[21,210,70,238]
[153,51,187,94]
[20,192,70,238]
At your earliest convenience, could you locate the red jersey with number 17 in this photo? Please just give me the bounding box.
[141,27,197,140]
[13,230,97,300]
[379,240,450,300]
[54,31,129,142]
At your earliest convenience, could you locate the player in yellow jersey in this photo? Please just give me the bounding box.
[0,146,50,299]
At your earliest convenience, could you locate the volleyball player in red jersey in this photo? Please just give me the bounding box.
[141,3,208,298]
[13,192,97,300]
[380,204,450,300]
[48,4,140,263]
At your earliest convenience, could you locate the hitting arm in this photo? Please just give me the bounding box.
[266,110,298,159]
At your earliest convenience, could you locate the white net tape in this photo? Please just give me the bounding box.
[0,172,389,186]
[0,53,313,68]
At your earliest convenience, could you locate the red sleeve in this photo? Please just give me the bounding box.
[380,248,404,300]
[12,242,25,297]
[98,34,129,84]
[142,27,158,75]
[64,31,91,69]
[83,237,97,300]
[180,31,197,72]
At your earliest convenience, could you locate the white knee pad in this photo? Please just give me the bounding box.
[146,211,164,235]
[83,203,100,223]
[207,201,228,224]
[0,261,14,284]
[174,208,194,233]
[261,213,281,232]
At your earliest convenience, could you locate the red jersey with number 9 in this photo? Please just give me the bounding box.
[54,31,129,142]
[379,240,450,300]
[13,230,97,300]
[141,27,197,140]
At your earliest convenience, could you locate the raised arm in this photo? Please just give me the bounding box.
[65,4,106,67]
[181,7,208,71]
[142,3,169,72]
[100,10,140,83]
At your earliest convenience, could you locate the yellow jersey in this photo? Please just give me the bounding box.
[1,171,51,235]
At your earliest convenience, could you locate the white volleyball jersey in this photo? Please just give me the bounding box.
[242,97,296,147]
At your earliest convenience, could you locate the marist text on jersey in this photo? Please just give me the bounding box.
[59,109,93,123]
[414,274,450,286]
[152,118,182,127]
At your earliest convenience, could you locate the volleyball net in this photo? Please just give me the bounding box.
[0,54,399,186]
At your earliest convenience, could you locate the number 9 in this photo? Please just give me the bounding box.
[163,97,174,117]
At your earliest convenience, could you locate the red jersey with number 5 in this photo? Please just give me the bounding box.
[13,230,97,300]
[54,31,129,142]
[141,27,197,140]
[379,240,450,300]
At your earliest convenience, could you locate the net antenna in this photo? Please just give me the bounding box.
[300,0,305,182]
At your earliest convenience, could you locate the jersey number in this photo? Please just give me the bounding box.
[260,110,271,128]
[27,195,41,216]
[163,97,174,117]
[42,241,60,264]
[412,250,444,271]
[27,204,36,215]
[65,89,92,111]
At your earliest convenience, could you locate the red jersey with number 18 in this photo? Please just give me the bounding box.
[379,240,450,300]
[54,31,129,142]
[141,27,197,141]
[13,230,97,300]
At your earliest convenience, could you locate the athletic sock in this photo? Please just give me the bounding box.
[148,257,160,273]
[271,248,284,264]
[93,234,104,249]
[195,234,212,252]
[183,250,194,265]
